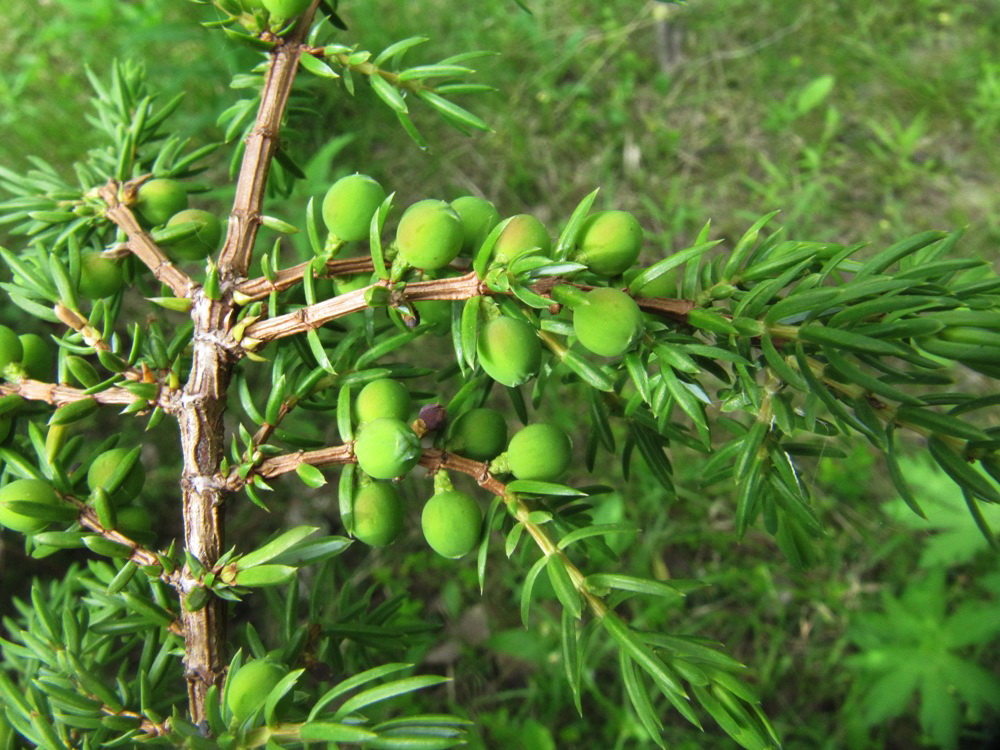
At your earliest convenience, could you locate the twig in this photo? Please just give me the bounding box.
[419,449,608,617]
[217,31,317,278]
[225,444,354,489]
[236,257,374,302]
[0,379,137,408]
[176,1,323,724]
[241,270,693,345]
[54,303,150,382]
[76,506,183,597]
[227,442,608,619]
[98,180,197,299]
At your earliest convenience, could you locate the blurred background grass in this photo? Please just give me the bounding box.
[2,1,999,748]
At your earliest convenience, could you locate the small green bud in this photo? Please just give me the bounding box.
[493,214,550,266]
[356,378,411,423]
[572,287,644,358]
[573,210,643,277]
[451,196,500,254]
[352,482,405,547]
[0,479,62,534]
[226,660,286,720]
[135,178,188,227]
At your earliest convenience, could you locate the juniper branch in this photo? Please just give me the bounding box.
[98,179,197,298]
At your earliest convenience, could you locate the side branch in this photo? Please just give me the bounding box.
[55,303,147,383]
[226,442,607,618]
[98,181,196,298]
[218,21,317,278]
[241,270,692,345]
[236,257,375,302]
[225,444,354,489]
[0,379,140,408]
[421,449,608,617]
[76,506,183,595]
[241,272,485,344]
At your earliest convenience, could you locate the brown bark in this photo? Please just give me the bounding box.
[98,182,196,298]
[218,26,314,278]
[172,2,323,722]
[236,256,375,301]
[242,270,693,345]
[176,293,235,720]
[0,379,139,407]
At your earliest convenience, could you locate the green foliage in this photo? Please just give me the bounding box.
[0,2,999,749]
[843,568,1000,749]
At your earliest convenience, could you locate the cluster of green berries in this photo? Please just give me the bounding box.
[71,177,221,302]
[0,445,149,539]
[346,378,573,560]
[321,173,650,389]
[0,326,53,381]
[136,178,222,262]
[348,378,484,559]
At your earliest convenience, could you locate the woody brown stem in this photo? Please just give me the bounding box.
[242,272,486,344]
[236,256,375,301]
[217,29,316,278]
[241,270,693,345]
[54,303,147,382]
[175,2,321,724]
[75,507,183,593]
[0,379,139,408]
[228,442,607,618]
[98,181,196,298]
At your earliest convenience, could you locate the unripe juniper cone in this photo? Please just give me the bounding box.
[573,287,644,357]
[492,213,551,265]
[0,479,61,534]
[447,407,507,461]
[134,177,188,227]
[476,316,542,387]
[18,333,53,380]
[414,299,452,334]
[87,448,146,506]
[573,209,644,277]
[335,273,371,295]
[116,506,155,544]
[78,252,124,299]
[395,199,464,270]
[226,660,286,720]
[164,209,222,260]
[262,0,311,20]
[421,490,482,559]
[355,378,411,423]
[0,325,23,372]
[354,418,422,479]
[322,173,386,242]
[507,423,573,481]
[351,482,405,547]
[451,195,500,254]
[625,265,677,298]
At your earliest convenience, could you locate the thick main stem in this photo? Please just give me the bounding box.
[217,32,311,278]
[178,3,319,723]
[178,294,235,722]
